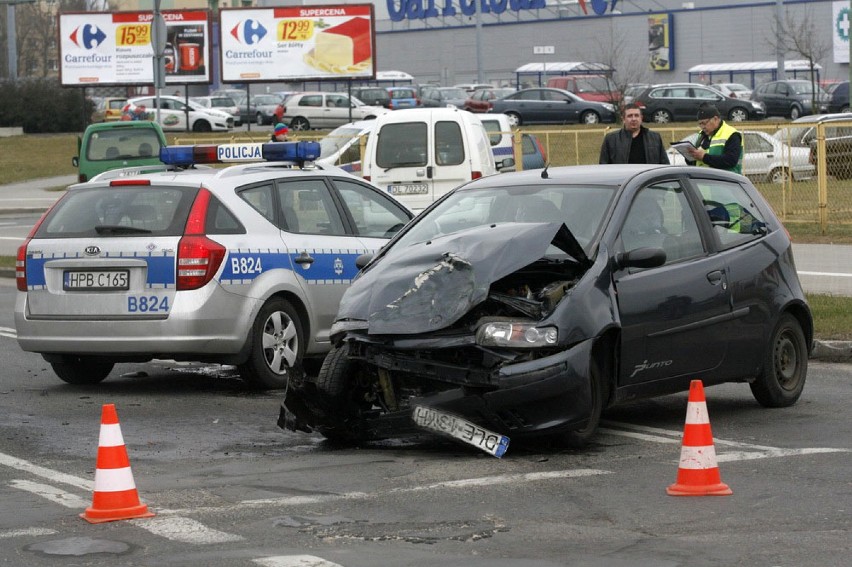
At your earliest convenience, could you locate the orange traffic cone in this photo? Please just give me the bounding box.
[80,404,155,523]
[667,380,732,496]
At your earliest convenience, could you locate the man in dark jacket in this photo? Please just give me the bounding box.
[599,103,669,165]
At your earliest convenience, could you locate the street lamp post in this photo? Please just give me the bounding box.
[1,0,36,81]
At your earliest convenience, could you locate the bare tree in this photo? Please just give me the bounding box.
[766,6,831,107]
[592,23,650,108]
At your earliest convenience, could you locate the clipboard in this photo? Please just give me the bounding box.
[670,140,697,160]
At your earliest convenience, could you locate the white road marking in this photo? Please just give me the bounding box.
[0,528,58,539]
[799,270,852,278]
[0,328,16,339]
[254,556,344,567]
[129,516,243,544]
[0,451,93,491]
[8,479,89,509]
[0,236,24,241]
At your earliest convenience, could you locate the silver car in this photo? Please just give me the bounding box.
[15,141,412,388]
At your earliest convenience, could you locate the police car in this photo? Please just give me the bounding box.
[14,141,413,389]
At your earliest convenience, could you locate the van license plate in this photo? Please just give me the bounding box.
[388,184,428,196]
[412,405,510,458]
[63,270,129,291]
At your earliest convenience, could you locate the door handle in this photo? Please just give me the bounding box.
[294,252,314,266]
[706,270,724,285]
[426,166,433,179]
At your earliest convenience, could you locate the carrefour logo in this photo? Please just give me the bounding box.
[578,0,619,15]
[230,20,267,45]
[69,24,106,50]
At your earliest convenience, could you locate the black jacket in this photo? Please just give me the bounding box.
[599,126,669,165]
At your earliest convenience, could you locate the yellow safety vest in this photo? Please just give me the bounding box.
[696,121,743,174]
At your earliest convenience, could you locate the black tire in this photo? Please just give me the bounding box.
[581,111,601,124]
[790,105,802,120]
[192,120,212,132]
[51,357,114,385]
[768,167,790,185]
[652,109,672,123]
[558,356,604,448]
[728,107,749,122]
[841,105,850,113]
[506,112,521,127]
[750,313,808,407]
[238,298,304,390]
[289,116,310,131]
[314,344,363,443]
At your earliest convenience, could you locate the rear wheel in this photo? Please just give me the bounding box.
[51,357,114,385]
[289,116,310,131]
[750,313,808,407]
[728,107,749,122]
[506,112,521,127]
[841,105,850,113]
[581,111,601,124]
[238,298,303,390]
[652,109,672,123]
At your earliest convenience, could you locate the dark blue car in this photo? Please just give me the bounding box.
[488,87,618,126]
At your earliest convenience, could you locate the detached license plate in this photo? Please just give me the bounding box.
[412,405,510,458]
[63,270,129,291]
[388,183,428,196]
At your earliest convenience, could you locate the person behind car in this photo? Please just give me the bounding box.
[599,103,669,165]
[271,122,289,142]
[685,103,743,173]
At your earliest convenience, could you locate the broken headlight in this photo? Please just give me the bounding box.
[476,322,558,348]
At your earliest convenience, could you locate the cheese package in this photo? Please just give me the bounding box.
[313,17,371,70]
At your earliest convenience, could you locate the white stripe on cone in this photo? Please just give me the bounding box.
[676,445,721,469]
[98,423,125,448]
[684,401,710,424]
[93,467,137,492]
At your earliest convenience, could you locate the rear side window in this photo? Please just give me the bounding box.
[480,119,503,145]
[435,121,464,165]
[85,128,163,162]
[36,186,195,238]
[376,122,428,168]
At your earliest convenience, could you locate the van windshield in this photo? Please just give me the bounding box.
[86,127,163,161]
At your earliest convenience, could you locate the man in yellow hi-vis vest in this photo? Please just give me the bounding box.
[685,103,743,174]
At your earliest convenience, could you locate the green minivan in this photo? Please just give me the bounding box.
[73,121,168,182]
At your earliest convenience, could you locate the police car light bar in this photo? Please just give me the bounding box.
[159,141,321,167]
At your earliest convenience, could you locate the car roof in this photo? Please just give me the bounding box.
[791,113,852,124]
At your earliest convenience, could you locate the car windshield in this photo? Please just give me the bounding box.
[253,95,280,105]
[575,77,611,93]
[774,126,813,146]
[392,184,617,255]
[790,82,823,95]
[440,88,467,99]
[319,126,365,157]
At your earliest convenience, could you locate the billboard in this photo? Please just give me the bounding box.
[648,13,674,72]
[59,10,211,87]
[219,4,376,83]
[833,1,849,64]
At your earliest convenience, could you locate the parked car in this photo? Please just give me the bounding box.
[667,130,814,183]
[546,75,619,103]
[464,87,517,113]
[251,94,285,126]
[190,95,242,126]
[386,86,420,109]
[633,83,766,123]
[281,92,391,131]
[714,82,753,100]
[125,95,233,132]
[454,83,493,94]
[349,87,392,109]
[419,86,468,108]
[72,121,167,183]
[791,113,852,179]
[620,83,650,107]
[16,141,413,388]
[280,164,812,450]
[750,80,829,119]
[488,88,618,126]
[91,97,128,123]
[827,81,849,113]
[316,120,375,175]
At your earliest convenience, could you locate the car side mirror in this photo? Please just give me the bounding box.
[71,156,79,167]
[355,253,374,270]
[614,247,666,270]
[496,157,515,171]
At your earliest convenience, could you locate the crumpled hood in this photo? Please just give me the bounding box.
[336,222,589,335]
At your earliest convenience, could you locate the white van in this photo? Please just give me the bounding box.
[362,107,499,211]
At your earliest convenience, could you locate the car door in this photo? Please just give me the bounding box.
[324,94,354,128]
[542,89,580,123]
[513,89,548,122]
[613,178,732,387]
[743,131,773,177]
[152,98,187,131]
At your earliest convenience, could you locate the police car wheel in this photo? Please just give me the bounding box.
[51,357,114,385]
[239,298,304,390]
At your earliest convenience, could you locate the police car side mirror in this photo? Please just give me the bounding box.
[496,157,515,171]
[355,253,373,270]
[614,247,666,270]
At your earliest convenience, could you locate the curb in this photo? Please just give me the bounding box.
[811,340,852,362]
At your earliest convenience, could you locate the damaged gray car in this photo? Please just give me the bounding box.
[279,164,812,451]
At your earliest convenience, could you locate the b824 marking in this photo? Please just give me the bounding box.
[231,256,263,275]
[128,295,170,313]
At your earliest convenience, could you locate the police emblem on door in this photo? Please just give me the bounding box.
[334,257,344,276]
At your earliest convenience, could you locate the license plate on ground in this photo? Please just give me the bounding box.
[63,270,129,291]
[388,183,428,196]
[412,405,510,458]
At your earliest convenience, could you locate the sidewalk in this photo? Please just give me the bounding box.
[1,175,850,362]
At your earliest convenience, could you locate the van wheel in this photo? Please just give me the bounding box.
[289,117,310,131]
[506,112,521,127]
[51,357,114,385]
[581,111,601,124]
[238,298,304,390]
[790,105,802,120]
[192,120,212,132]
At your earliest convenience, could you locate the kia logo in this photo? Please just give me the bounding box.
[84,246,100,256]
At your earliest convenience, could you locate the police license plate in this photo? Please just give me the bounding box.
[412,405,510,458]
[388,183,428,196]
[63,270,129,291]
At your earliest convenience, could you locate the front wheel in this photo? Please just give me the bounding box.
[728,107,749,122]
[51,357,114,385]
[557,357,604,448]
[238,298,303,389]
[652,109,672,123]
[289,116,310,131]
[505,112,521,127]
[790,105,802,120]
[313,343,365,443]
[192,120,212,132]
[750,313,808,407]
[580,111,601,124]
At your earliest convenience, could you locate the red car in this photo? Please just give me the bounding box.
[464,88,515,113]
